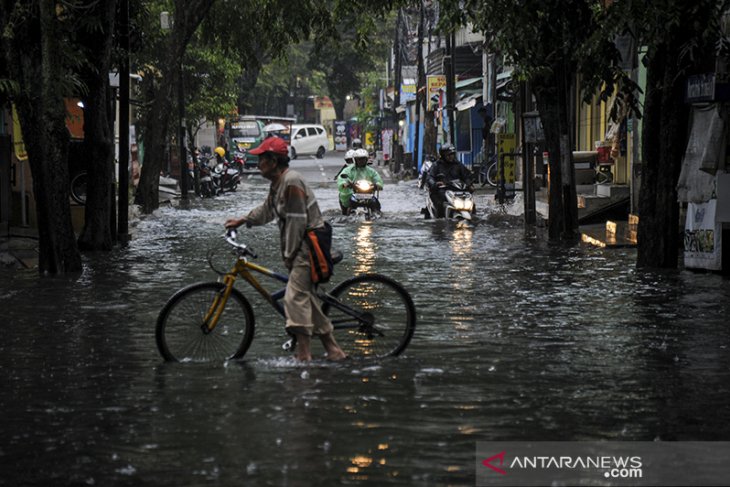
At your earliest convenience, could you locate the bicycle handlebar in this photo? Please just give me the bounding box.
[225,228,258,258]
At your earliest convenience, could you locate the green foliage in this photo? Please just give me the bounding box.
[183,44,239,126]
[307,9,395,117]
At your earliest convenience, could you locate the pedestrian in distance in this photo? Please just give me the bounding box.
[224,136,347,362]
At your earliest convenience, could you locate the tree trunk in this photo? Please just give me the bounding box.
[637,40,688,268]
[2,1,82,274]
[135,73,175,213]
[423,109,436,158]
[534,64,579,241]
[78,0,117,251]
[134,0,216,214]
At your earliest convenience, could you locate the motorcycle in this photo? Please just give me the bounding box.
[231,151,247,174]
[424,179,475,222]
[340,174,381,219]
[188,155,218,198]
[212,157,241,194]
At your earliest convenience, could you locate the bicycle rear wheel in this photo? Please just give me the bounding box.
[321,274,416,358]
[70,172,87,205]
[156,282,255,362]
[485,162,498,187]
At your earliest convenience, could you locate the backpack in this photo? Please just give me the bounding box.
[305,222,334,283]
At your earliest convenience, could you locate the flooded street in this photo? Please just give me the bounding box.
[2,162,730,485]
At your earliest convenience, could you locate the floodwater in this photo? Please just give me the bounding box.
[2,173,730,486]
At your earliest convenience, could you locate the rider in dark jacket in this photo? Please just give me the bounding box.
[426,144,473,217]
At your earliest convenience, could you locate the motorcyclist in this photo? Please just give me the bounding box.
[333,149,356,181]
[338,148,383,215]
[351,138,363,149]
[426,143,473,217]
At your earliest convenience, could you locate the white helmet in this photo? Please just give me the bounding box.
[353,148,369,159]
[344,149,355,163]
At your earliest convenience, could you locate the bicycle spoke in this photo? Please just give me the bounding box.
[156,283,255,362]
[322,274,415,358]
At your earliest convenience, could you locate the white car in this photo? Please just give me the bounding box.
[290,124,328,159]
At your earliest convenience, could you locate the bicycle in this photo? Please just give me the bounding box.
[70,171,87,205]
[472,152,498,187]
[155,229,417,362]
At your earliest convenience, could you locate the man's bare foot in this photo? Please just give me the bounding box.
[326,350,348,362]
[320,333,347,361]
[296,335,312,361]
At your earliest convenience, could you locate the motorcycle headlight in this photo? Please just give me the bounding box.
[453,198,474,211]
[355,180,373,192]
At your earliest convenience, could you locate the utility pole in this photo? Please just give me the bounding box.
[117,0,130,244]
[393,8,403,172]
[414,1,425,173]
[520,82,537,231]
[178,62,188,203]
[445,31,456,144]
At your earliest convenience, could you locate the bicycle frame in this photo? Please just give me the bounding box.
[203,255,372,335]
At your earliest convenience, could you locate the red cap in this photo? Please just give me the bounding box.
[249,136,289,156]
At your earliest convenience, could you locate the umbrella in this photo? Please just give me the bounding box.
[263,123,287,132]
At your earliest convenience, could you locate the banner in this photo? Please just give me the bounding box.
[381,129,393,161]
[334,121,347,151]
[684,199,722,270]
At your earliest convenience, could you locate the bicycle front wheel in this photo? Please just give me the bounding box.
[322,274,416,358]
[156,282,255,362]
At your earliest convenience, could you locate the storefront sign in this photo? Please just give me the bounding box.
[400,80,416,103]
[497,133,517,186]
[687,74,715,103]
[427,75,446,95]
[686,73,730,103]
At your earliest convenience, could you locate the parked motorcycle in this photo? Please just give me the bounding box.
[212,158,241,194]
[231,151,247,173]
[188,154,218,198]
[424,179,475,222]
[340,174,381,219]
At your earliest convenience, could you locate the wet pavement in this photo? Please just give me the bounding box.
[2,161,730,485]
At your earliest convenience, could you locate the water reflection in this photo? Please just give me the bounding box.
[2,173,730,485]
[352,222,377,275]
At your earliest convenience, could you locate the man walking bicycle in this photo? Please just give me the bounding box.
[224,137,347,362]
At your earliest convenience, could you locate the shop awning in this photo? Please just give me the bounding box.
[455,77,482,90]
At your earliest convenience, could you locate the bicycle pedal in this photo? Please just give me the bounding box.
[282,339,294,352]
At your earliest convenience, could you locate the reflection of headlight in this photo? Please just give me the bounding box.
[355,180,374,192]
[453,197,473,211]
